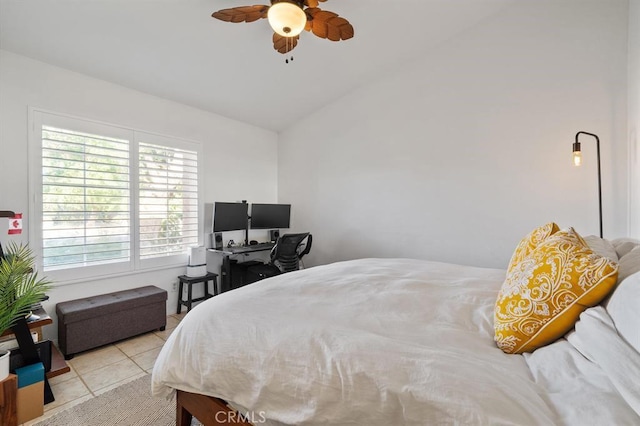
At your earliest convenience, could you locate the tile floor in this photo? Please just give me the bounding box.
[23,312,186,426]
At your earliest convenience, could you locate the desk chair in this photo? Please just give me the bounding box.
[247,233,312,280]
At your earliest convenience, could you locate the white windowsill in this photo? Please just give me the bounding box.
[50,262,187,287]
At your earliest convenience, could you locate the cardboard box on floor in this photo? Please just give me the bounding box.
[16,363,44,424]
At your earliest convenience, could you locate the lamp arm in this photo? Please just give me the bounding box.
[575,131,602,238]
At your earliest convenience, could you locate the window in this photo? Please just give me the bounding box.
[31,111,200,281]
[41,125,131,271]
[138,139,198,259]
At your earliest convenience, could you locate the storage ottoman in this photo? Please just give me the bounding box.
[56,286,167,359]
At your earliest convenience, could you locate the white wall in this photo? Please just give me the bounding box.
[278,1,629,269]
[630,0,640,238]
[0,50,278,341]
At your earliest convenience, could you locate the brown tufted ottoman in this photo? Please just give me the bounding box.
[56,286,167,359]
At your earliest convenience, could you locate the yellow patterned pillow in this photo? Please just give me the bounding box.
[507,222,559,274]
[495,228,618,354]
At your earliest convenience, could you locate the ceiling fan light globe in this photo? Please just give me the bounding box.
[268,2,307,37]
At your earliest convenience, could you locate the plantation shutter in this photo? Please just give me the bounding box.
[41,125,131,271]
[138,141,198,259]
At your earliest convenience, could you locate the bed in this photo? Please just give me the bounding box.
[151,234,640,425]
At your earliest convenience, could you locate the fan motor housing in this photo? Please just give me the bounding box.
[271,0,305,7]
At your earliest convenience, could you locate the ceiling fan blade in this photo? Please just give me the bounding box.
[304,0,319,7]
[212,5,269,23]
[305,8,354,41]
[273,33,299,54]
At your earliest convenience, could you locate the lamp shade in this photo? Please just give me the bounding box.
[268,2,307,37]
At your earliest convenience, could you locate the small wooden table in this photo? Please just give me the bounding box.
[0,305,51,341]
[0,305,70,379]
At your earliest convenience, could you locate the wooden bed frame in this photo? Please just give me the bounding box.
[176,390,252,426]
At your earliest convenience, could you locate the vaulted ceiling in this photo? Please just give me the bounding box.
[0,0,513,132]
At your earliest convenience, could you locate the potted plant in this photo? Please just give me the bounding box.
[0,242,51,381]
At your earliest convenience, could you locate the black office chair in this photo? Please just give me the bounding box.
[247,233,312,280]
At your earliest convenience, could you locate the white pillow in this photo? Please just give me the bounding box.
[611,238,640,259]
[605,271,640,354]
[615,246,640,283]
[584,235,618,262]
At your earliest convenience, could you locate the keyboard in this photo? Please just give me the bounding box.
[251,242,275,250]
[226,242,274,253]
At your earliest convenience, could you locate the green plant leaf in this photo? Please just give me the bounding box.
[0,242,52,335]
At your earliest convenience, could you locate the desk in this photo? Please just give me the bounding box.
[209,243,274,293]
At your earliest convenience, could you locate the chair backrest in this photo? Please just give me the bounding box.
[270,233,312,273]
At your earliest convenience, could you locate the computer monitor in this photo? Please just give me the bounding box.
[250,204,291,229]
[213,202,248,232]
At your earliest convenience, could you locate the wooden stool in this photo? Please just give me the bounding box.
[177,272,219,314]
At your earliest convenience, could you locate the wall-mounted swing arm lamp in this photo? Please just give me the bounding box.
[572,131,602,238]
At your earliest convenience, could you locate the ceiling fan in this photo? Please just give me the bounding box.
[211,0,354,60]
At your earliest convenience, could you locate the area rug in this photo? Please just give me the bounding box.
[33,374,201,426]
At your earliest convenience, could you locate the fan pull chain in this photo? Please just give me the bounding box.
[284,37,294,64]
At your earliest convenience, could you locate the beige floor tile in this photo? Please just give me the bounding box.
[115,333,165,357]
[45,376,91,411]
[67,345,127,375]
[153,327,175,341]
[131,346,163,370]
[48,364,78,386]
[165,315,180,329]
[93,371,147,396]
[81,358,145,393]
[172,312,188,321]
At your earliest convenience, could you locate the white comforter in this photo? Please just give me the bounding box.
[151,259,639,425]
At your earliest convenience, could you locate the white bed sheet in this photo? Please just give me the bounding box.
[151,258,638,425]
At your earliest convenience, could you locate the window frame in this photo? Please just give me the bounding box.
[29,108,203,285]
